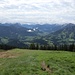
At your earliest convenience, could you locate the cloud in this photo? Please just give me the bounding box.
[0,0,75,24]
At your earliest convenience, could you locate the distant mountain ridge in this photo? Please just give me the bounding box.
[0,23,65,33]
[0,23,75,47]
[22,23,65,33]
[0,23,42,38]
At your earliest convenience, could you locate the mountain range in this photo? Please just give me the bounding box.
[0,23,75,47]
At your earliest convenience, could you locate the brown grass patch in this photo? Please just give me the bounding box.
[0,51,18,58]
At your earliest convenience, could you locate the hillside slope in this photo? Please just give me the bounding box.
[0,49,75,75]
[46,23,75,45]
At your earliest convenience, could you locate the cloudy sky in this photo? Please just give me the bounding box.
[0,0,75,24]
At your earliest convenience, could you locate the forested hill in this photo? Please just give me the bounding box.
[45,23,75,45]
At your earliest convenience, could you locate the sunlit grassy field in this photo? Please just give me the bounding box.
[0,49,75,75]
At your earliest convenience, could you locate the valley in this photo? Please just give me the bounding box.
[0,23,75,48]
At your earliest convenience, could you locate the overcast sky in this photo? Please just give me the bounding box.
[0,0,75,24]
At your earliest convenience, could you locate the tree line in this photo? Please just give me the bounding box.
[0,43,75,52]
[29,43,75,52]
[0,44,16,50]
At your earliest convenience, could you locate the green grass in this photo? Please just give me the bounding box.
[0,49,75,75]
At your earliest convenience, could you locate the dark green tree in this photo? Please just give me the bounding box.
[69,43,74,51]
[35,43,39,50]
[29,43,36,50]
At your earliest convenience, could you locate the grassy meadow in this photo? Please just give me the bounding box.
[0,49,75,75]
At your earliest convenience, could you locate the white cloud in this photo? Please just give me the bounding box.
[0,0,75,24]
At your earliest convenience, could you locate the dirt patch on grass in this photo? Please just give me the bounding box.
[41,61,52,74]
[0,51,17,58]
